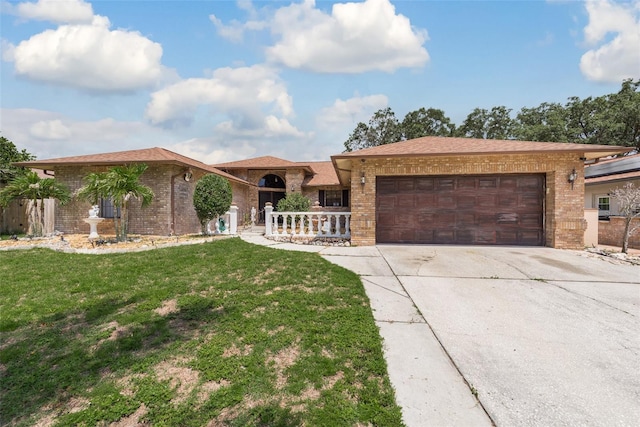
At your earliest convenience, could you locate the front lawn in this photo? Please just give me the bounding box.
[0,238,404,426]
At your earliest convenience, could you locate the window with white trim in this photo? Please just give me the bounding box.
[597,195,610,219]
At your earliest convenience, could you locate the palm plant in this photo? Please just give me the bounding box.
[76,171,107,206]
[77,164,154,241]
[0,170,71,236]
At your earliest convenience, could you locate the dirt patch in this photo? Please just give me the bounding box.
[33,412,56,427]
[110,403,149,427]
[154,358,199,404]
[154,299,179,316]
[223,343,253,358]
[197,379,231,406]
[67,396,90,414]
[90,321,131,352]
[116,373,147,397]
[252,268,277,285]
[266,340,301,390]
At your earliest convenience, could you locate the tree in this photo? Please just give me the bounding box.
[514,102,569,142]
[562,79,640,149]
[1,135,35,183]
[193,174,232,235]
[77,164,154,241]
[606,79,640,150]
[0,170,71,236]
[564,95,609,145]
[457,106,516,139]
[609,182,640,254]
[401,107,456,139]
[344,107,401,152]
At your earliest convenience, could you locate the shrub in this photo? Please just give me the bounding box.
[276,192,311,212]
[193,174,232,235]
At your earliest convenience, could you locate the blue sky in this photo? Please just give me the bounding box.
[1,0,639,163]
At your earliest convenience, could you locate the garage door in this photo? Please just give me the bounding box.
[376,175,544,245]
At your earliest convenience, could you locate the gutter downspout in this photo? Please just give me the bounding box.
[170,171,183,235]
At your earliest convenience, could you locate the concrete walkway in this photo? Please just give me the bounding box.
[240,229,492,426]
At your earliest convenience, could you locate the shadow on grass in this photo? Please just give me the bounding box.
[0,295,227,425]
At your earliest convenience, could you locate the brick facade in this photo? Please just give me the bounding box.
[53,165,250,236]
[348,153,586,249]
[226,168,345,215]
[598,217,640,249]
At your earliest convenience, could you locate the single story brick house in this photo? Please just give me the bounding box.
[584,153,640,249]
[15,136,632,248]
[15,147,253,236]
[331,136,631,248]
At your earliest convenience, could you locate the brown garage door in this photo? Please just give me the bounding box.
[376,175,544,245]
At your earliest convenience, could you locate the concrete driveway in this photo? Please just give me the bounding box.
[372,245,640,426]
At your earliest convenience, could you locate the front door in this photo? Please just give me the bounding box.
[258,191,286,223]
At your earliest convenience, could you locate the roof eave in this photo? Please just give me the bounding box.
[14,160,252,186]
[332,147,633,161]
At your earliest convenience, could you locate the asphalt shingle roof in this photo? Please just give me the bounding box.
[332,136,633,158]
[14,147,250,185]
[303,161,340,186]
[214,156,307,170]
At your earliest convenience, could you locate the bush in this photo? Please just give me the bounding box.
[276,192,311,212]
[193,174,232,234]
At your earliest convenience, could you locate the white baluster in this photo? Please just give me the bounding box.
[344,214,351,238]
[265,203,273,236]
[306,214,313,236]
[272,214,279,236]
[291,215,297,236]
[307,214,314,236]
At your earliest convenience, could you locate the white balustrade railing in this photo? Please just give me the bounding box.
[264,205,350,239]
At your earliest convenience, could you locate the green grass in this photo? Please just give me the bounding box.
[0,238,404,426]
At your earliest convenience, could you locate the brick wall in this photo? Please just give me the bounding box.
[598,217,640,249]
[349,153,586,248]
[53,165,250,237]
[223,169,348,221]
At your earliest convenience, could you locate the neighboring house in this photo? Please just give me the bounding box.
[14,148,253,236]
[584,154,640,218]
[214,156,347,222]
[331,136,631,248]
[584,153,640,249]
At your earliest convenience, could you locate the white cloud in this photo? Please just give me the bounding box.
[5,15,172,92]
[580,0,640,82]
[0,108,169,160]
[266,0,428,73]
[145,64,294,127]
[211,0,429,73]
[29,119,72,140]
[168,138,258,165]
[317,94,388,127]
[15,0,93,24]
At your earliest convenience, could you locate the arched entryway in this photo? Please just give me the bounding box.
[258,174,286,223]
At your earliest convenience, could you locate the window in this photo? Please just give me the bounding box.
[100,197,120,218]
[319,190,349,207]
[258,174,285,188]
[597,196,610,220]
